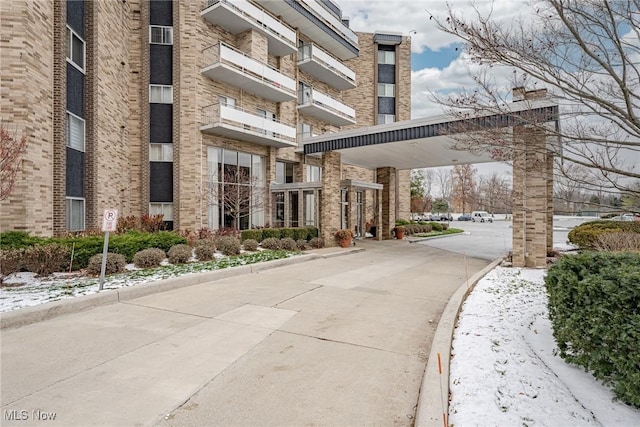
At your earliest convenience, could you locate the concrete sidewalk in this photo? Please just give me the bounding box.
[1,240,489,427]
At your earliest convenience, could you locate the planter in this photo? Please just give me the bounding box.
[338,237,352,248]
[396,230,405,240]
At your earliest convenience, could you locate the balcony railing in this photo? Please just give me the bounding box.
[305,0,358,46]
[298,43,356,90]
[202,42,296,102]
[201,103,297,148]
[201,0,296,56]
[298,86,356,126]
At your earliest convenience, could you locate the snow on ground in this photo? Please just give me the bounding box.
[449,266,640,427]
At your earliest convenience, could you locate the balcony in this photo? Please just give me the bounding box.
[298,86,356,126]
[202,43,296,102]
[298,43,356,90]
[201,103,297,148]
[201,0,297,57]
[262,0,359,60]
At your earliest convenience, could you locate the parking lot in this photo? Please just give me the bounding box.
[417,216,592,261]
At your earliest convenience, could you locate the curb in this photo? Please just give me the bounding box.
[414,257,503,427]
[0,248,361,330]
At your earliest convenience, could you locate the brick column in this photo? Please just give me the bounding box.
[320,152,341,245]
[377,167,396,239]
[512,127,553,267]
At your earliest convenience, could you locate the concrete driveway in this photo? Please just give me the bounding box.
[1,240,489,427]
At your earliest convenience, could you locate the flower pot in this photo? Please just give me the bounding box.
[338,237,352,248]
[396,230,405,240]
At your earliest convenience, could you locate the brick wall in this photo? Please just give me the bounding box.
[0,0,56,236]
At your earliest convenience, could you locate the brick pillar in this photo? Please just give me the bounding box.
[321,152,341,245]
[512,127,553,267]
[377,167,396,239]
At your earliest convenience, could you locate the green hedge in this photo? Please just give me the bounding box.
[545,252,640,408]
[568,220,640,249]
[0,231,46,249]
[241,227,318,242]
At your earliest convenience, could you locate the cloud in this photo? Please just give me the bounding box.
[341,0,529,53]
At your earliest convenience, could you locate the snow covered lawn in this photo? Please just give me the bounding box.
[449,266,640,427]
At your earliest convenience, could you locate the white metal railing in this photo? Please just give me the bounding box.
[299,87,355,121]
[202,0,296,48]
[202,42,296,95]
[304,0,358,45]
[202,103,296,142]
[298,43,356,84]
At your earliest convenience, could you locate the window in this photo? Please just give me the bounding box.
[299,82,312,105]
[218,95,236,107]
[378,50,395,65]
[377,114,395,124]
[149,25,173,44]
[66,26,85,72]
[305,164,321,182]
[149,143,173,161]
[276,161,295,184]
[207,147,266,231]
[66,112,85,152]
[299,122,312,140]
[66,198,85,231]
[378,83,395,97]
[149,85,173,104]
[149,202,173,221]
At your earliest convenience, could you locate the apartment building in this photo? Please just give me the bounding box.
[0,0,411,242]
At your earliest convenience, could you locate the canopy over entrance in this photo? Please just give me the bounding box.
[301,98,558,170]
[302,93,559,268]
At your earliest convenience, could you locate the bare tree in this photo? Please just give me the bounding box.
[434,167,452,202]
[428,0,640,195]
[1,122,27,201]
[202,167,266,230]
[451,164,477,213]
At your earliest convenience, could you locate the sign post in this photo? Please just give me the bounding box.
[99,209,118,290]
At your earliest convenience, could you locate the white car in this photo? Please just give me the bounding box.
[471,211,493,223]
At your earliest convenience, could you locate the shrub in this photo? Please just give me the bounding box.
[396,219,410,226]
[0,231,45,250]
[242,239,259,251]
[261,237,281,250]
[306,227,319,239]
[140,214,166,232]
[86,252,126,275]
[422,224,433,233]
[280,228,296,239]
[241,229,263,243]
[262,228,281,240]
[23,243,71,276]
[116,215,140,233]
[133,248,166,268]
[198,227,216,240]
[441,222,449,231]
[568,220,640,250]
[0,248,25,277]
[216,236,241,256]
[430,222,443,232]
[595,232,640,252]
[296,239,308,250]
[545,252,640,407]
[292,228,309,241]
[194,239,216,261]
[167,244,192,264]
[309,237,324,248]
[280,237,298,251]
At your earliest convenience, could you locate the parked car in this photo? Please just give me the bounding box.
[439,214,453,221]
[472,211,493,223]
[458,214,473,221]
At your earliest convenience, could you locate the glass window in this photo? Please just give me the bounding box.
[378,50,395,65]
[299,82,312,104]
[377,114,396,124]
[66,198,85,231]
[149,26,173,44]
[276,161,295,184]
[207,147,265,230]
[378,83,395,97]
[66,26,85,71]
[149,85,173,103]
[149,143,173,161]
[66,112,85,152]
[218,95,236,107]
[149,202,173,220]
[305,165,321,182]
